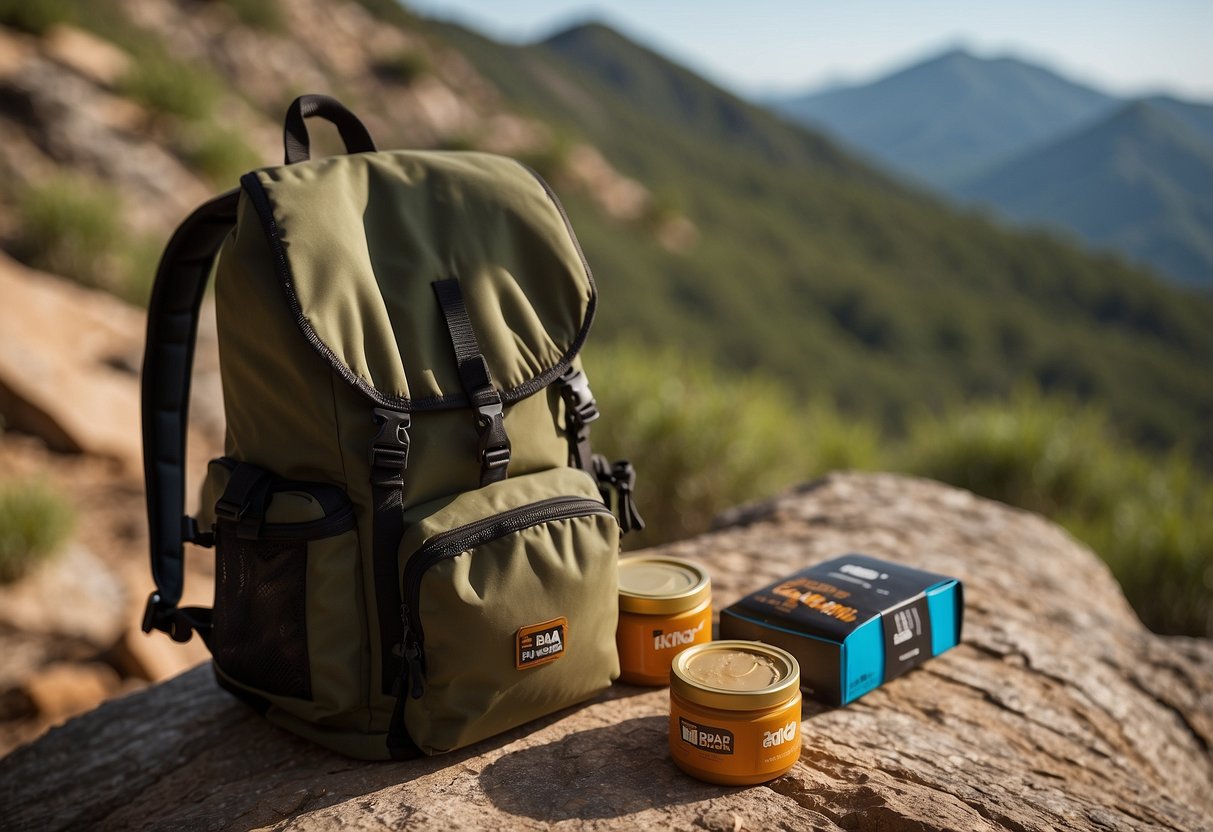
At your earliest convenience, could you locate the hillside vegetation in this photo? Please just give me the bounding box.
[589,346,1213,638]
[433,20,1213,464]
[958,99,1213,287]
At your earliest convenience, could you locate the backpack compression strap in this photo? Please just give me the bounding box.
[432,278,512,485]
[557,367,645,533]
[141,189,240,645]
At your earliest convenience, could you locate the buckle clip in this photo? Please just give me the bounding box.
[559,367,599,426]
[141,591,167,634]
[470,392,512,481]
[370,408,411,471]
[475,398,512,473]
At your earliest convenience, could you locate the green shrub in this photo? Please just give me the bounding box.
[10,175,160,305]
[115,235,165,306]
[11,176,124,290]
[0,0,74,34]
[120,55,221,121]
[0,480,74,583]
[516,130,574,181]
[176,122,261,187]
[436,132,480,152]
[902,388,1126,518]
[1062,458,1213,637]
[586,343,878,547]
[216,0,285,31]
[903,388,1213,636]
[372,49,430,85]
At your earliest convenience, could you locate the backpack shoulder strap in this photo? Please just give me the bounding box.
[141,188,239,643]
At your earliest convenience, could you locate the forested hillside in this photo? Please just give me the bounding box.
[432,21,1213,461]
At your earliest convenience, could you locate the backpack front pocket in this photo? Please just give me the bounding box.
[395,467,621,755]
[209,460,360,712]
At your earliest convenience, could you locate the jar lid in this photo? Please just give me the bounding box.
[618,556,711,615]
[671,640,800,711]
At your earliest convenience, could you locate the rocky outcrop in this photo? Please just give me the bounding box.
[0,260,220,752]
[0,253,223,474]
[3,473,1210,831]
[0,1,693,260]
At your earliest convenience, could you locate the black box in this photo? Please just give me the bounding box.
[719,553,963,705]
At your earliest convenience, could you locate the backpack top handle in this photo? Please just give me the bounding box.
[283,94,378,164]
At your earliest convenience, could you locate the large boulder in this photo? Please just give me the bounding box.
[3,473,1211,831]
[0,254,224,477]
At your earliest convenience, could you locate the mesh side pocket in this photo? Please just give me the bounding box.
[213,521,312,699]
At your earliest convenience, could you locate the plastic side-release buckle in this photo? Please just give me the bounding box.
[370,408,411,483]
[213,497,244,522]
[475,397,512,480]
[558,367,600,427]
[593,455,645,534]
[141,592,197,642]
[141,591,168,634]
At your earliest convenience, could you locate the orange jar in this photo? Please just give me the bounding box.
[616,556,712,685]
[669,641,802,785]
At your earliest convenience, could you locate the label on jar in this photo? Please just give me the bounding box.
[678,717,735,754]
[671,705,801,777]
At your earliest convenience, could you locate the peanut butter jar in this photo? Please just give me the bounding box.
[669,641,802,785]
[616,556,712,685]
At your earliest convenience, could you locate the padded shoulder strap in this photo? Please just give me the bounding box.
[141,189,239,640]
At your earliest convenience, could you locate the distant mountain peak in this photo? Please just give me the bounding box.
[924,46,979,65]
[540,19,626,47]
[771,47,1118,186]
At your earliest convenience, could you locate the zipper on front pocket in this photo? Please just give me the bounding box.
[399,496,612,699]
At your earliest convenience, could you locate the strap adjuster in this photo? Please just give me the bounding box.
[182,515,214,548]
[214,497,244,522]
[558,367,599,426]
[370,408,411,471]
[482,444,512,470]
[142,591,168,634]
[473,396,511,482]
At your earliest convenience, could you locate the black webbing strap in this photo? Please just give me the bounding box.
[595,457,645,534]
[431,278,511,485]
[557,368,645,533]
[283,94,377,165]
[370,407,410,695]
[558,366,599,473]
[214,462,276,540]
[141,189,240,644]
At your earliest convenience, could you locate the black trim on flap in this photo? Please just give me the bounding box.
[238,161,597,413]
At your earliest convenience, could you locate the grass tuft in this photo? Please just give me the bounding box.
[0,480,74,584]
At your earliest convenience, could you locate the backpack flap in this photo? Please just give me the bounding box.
[238,151,596,412]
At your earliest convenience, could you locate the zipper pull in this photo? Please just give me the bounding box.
[401,604,425,699]
[405,642,425,699]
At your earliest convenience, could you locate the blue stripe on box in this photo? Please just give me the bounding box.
[842,617,884,703]
[926,580,961,656]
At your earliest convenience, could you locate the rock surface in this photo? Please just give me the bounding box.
[3,473,1212,831]
[0,253,223,477]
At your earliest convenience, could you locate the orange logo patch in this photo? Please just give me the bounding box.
[516,617,568,669]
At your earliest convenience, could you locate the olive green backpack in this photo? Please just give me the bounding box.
[140,95,642,759]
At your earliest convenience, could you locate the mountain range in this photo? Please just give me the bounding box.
[770,50,1213,287]
[429,20,1213,460]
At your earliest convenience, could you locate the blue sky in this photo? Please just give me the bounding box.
[406,0,1213,101]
